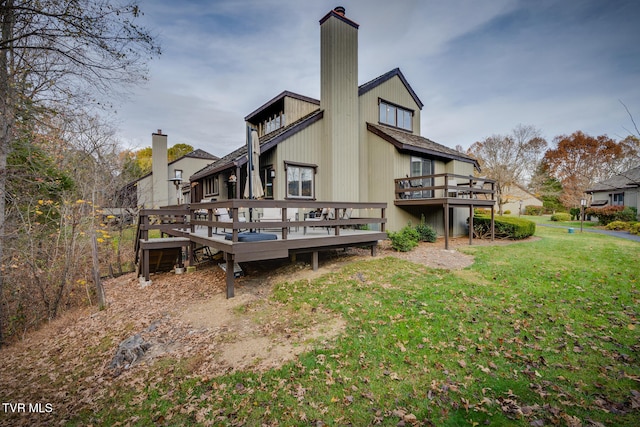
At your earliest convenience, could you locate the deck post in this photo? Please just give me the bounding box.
[143,249,150,281]
[226,253,235,298]
[282,208,288,240]
[371,244,377,257]
[490,205,495,242]
[381,208,386,232]
[469,204,474,245]
[312,251,319,271]
[207,208,213,237]
[444,203,450,250]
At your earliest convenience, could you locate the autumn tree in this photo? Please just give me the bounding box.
[543,131,625,207]
[467,124,547,214]
[126,143,195,178]
[0,0,160,346]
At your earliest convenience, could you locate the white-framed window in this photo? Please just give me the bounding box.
[612,193,624,206]
[204,175,219,196]
[285,162,315,199]
[379,100,413,131]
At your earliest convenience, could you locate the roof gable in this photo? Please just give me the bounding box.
[244,90,320,123]
[359,68,423,109]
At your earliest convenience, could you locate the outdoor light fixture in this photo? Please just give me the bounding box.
[169,177,182,205]
[270,170,276,179]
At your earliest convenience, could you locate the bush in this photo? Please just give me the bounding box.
[569,208,581,220]
[630,223,640,235]
[618,207,637,222]
[525,205,544,216]
[414,214,437,242]
[586,206,624,226]
[387,225,419,252]
[550,213,571,222]
[503,210,511,215]
[473,215,535,240]
[605,221,630,231]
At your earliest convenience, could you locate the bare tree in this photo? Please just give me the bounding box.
[467,124,547,214]
[0,0,160,346]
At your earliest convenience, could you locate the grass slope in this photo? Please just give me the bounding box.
[6,227,640,426]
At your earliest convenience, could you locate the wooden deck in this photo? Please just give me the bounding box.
[135,201,387,298]
[394,173,497,249]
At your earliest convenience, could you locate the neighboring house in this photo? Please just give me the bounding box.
[501,184,543,215]
[585,165,640,217]
[190,7,488,236]
[120,130,218,208]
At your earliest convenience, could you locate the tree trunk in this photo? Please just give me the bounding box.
[0,0,16,348]
[92,233,106,309]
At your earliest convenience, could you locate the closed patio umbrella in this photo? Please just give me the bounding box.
[244,129,264,199]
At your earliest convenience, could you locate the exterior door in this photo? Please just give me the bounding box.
[410,157,433,198]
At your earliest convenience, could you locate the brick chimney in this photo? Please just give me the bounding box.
[319,7,360,202]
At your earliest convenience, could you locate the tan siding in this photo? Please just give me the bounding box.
[321,15,359,202]
[358,75,423,203]
[284,97,319,125]
[272,120,326,200]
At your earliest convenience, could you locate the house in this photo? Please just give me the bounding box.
[500,184,543,215]
[586,165,640,217]
[120,130,218,208]
[190,6,492,237]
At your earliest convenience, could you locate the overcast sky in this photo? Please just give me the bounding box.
[114,0,640,157]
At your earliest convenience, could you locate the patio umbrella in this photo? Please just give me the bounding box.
[244,129,264,199]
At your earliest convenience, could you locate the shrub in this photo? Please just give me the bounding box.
[630,222,640,235]
[586,206,624,226]
[414,214,437,242]
[387,225,419,252]
[473,215,535,240]
[503,210,511,215]
[618,207,637,222]
[569,208,581,220]
[550,213,571,222]
[525,205,544,216]
[605,221,630,231]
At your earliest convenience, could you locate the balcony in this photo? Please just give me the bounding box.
[394,173,496,249]
[394,173,496,206]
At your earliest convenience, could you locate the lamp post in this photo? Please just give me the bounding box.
[580,199,586,232]
[519,200,523,217]
[169,177,182,205]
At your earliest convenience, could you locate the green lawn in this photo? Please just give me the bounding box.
[517,214,599,229]
[77,226,640,426]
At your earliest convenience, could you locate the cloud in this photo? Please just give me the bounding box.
[116,0,640,155]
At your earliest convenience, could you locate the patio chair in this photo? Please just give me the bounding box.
[471,179,485,199]
[304,208,330,234]
[257,208,299,231]
[214,207,246,233]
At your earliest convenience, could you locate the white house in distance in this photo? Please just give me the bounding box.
[189,6,493,236]
[501,184,543,215]
[121,130,218,209]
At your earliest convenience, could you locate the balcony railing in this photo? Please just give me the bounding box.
[394,173,496,202]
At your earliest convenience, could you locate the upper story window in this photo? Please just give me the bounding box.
[262,112,285,136]
[379,100,412,131]
[204,175,219,196]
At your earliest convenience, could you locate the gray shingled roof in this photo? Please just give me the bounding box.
[586,165,640,192]
[367,123,479,169]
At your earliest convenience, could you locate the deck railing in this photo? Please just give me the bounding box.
[186,200,387,242]
[394,173,496,201]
